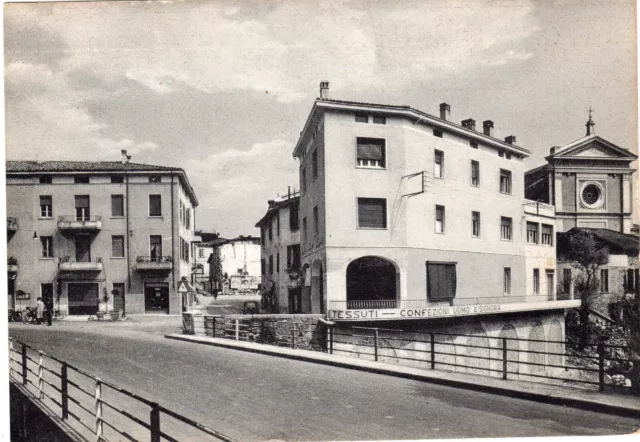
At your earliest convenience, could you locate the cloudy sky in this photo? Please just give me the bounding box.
[4,0,637,237]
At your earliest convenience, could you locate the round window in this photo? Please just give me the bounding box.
[581,184,601,206]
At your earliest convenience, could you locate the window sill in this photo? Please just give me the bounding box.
[148,215,163,219]
[501,238,512,242]
[471,235,480,239]
[111,257,126,259]
[39,257,55,260]
[39,217,54,220]
[356,166,387,170]
[499,191,512,196]
[470,183,479,187]
[435,231,445,235]
[110,216,125,219]
[357,227,388,230]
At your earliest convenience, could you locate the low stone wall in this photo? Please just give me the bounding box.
[184,313,327,351]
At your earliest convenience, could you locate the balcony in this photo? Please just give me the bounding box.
[523,200,555,218]
[57,215,102,231]
[136,256,173,272]
[7,257,18,274]
[7,217,18,232]
[58,257,103,272]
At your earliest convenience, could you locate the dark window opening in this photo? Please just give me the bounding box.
[358,198,387,229]
[426,262,457,301]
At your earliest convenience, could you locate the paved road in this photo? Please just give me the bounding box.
[8,319,639,441]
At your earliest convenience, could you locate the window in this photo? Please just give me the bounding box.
[179,237,189,262]
[312,150,318,179]
[435,205,445,233]
[303,217,308,241]
[301,168,307,193]
[111,176,124,184]
[74,176,89,184]
[526,222,539,244]
[40,195,52,218]
[287,245,301,269]
[433,128,443,138]
[563,269,572,294]
[426,262,457,301]
[39,176,52,184]
[625,269,637,293]
[356,138,386,168]
[506,152,512,160]
[500,169,512,194]
[111,195,124,217]
[269,255,274,274]
[268,221,273,241]
[470,141,478,149]
[149,175,161,183]
[541,224,553,245]
[41,236,53,258]
[185,208,191,229]
[111,236,125,258]
[150,235,162,259]
[277,214,280,237]
[498,150,505,158]
[471,160,479,186]
[533,269,540,294]
[503,268,512,295]
[289,204,299,231]
[501,217,512,240]
[357,198,387,229]
[261,228,265,246]
[600,269,609,293]
[198,249,204,258]
[434,150,444,179]
[276,253,280,273]
[372,115,386,124]
[355,113,368,123]
[75,195,90,221]
[472,211,480,237]
[149,195,162,216]
[313,206,319,235]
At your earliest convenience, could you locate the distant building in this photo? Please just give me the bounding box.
[255,192,301,312]
[6,159,198,316]
[205,236,261,295]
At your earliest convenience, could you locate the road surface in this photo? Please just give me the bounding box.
[8,319,639,441]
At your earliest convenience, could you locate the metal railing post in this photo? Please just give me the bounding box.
[502,338,508,380]
[150,402,161,442]
[212,317,216,338]
[374,329,379,362]
[38,351,44,399]
[95,377,103,442]
[598,343,605,392]
[292,324,296,349]
[430,333,435,369]
[235,319,239,341]
[61,363,69,420]
[21,344,27,386]
[261,319,265,343]
[8,340,14,377]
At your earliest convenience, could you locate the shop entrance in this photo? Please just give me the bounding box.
[68,283,99,315]
[144,283,169,313]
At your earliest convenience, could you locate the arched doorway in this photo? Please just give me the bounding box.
[346,256,398,309]
[311,260,324,314]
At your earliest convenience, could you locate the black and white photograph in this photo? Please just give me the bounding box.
[3,0,640,440]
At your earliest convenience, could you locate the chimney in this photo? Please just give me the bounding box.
[461,119,476,131]
[550,146,557,154]
[267,199,275,210]
[319,81,330,99]
[482,120,494,136]
[585,116,595,136]
[505,135,517,145]
[439,103,450,121]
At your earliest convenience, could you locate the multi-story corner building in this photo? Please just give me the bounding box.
[288,83,576,344]
[255,192,301,312]
[6,159,198,316]
[526,116,639,308]
[203,235,261,295]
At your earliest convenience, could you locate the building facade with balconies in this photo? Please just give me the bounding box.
[255,192,301,313]
[6,160,198,316]
[289,85,577,347]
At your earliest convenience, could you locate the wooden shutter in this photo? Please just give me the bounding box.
[358,198,386,228]
[426,262,457,301]
[357,138,384,161]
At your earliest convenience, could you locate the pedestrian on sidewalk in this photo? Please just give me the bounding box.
[35,297,45,325]
[45,298,53,326]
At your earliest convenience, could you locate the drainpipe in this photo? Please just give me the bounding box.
[125,163,131,294]
[171,172,176,291]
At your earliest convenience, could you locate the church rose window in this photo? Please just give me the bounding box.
[581,184,601,206]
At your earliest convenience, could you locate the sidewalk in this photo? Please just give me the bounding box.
[165,333,640,419]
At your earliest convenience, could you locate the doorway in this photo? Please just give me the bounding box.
[546,270,555,301]
[144,283,169,313]
[75,234,91,262]
[68,283,99,315]
[112,283,125,315]
[41,283,54,313]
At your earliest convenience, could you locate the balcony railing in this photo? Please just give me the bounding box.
[523,200,555,218]
[57,215,102,230]
[136,256,173,271]
[58,257,103,272]
[7,217,18,231]
[329,299,429,310]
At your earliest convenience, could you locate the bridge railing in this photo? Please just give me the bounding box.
[8,338,237,442]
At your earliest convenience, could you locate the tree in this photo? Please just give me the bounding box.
[565,230,609,349]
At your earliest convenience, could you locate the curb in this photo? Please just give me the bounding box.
[165,334,640,419]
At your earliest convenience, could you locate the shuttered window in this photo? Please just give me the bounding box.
[111,195,124,217]
[75,195,90,221]
[501,217,512,240]
[426,262,457,301]
[356,138,386,168]
[435,205,445,233]
[358,198,387,229]
[541,224,553,245]
[526,222,539,243]
[40,195,52,218]
[471,160,479,186]
[111,236,125,258]
[149,195,162,217]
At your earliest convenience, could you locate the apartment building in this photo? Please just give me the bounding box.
[255,192,301,313]
[6,160,198,316]
[289,84,576,342]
